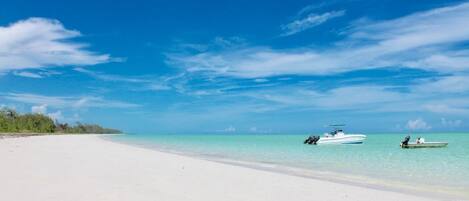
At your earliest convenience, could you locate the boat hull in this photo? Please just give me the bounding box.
[317,135,366,145]
[401,142,448,148]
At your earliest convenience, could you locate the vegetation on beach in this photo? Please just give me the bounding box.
[0,108,121,134]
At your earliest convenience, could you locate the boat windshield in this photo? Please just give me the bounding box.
[327,125,346,136]
[329,129,343,136]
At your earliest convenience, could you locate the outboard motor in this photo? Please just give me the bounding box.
[311,136,320,145]
[309,136,317,144]
[304,136,321,145]
[401,136,410,146]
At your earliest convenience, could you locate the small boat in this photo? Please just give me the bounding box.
[400,136,448,148]
[304,125,366,145]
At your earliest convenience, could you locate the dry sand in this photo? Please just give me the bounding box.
[0,135,442,201]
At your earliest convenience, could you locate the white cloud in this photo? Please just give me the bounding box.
[216,125,236,133]
[47,110,64,122]
[208,80,469,116]
[3,93,139,109]
[422,104,469,115]
[0,18,113,72]
[31,104,47,114]
[281,10,345,36]
[254,78,269,83]
[243,85,403,110]
[74,67,146,83]
[192,90,212,96]
[30,104,68,122]
[441,118,462,128]
[406,118,431,130]
[148,84,171,91]
[296,3,326,17]
[168,2,469,78]
[414,75,469,94]
[13,71,43,78]
[213,36,247,48]
[248,126,272,133]
[74,67,179,92]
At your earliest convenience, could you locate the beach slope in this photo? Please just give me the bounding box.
[0,135,438,201]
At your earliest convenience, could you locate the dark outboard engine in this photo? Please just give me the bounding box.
[312,136,320,145]
[401,136,410,146]
[309,136,317,144]
[304,136,320,145]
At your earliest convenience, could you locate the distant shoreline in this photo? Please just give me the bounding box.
[1,108,122,134]
[0,132,121,139]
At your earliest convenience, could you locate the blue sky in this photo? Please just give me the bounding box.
[1,0,469,133]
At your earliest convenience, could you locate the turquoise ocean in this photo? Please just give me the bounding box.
[109,133,469,198]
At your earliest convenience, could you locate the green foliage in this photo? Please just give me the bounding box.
[0,108,54,133]
[0,107,121,134]
[55,122,122,134]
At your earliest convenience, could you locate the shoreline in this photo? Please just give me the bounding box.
[105,136,467,200]
[0,134,459,201]
[0,132,122,139]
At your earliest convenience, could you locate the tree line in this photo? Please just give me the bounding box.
[0,108,121,134]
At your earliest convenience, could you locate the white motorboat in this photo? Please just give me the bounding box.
[400,136,448,148]
[401,142,448,148]
[304,125,366,145]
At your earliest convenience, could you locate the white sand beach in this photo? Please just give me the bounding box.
[0,135,442,201]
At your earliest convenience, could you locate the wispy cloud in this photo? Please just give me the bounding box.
[248,126,272,134]
[2,93,139,109]
[168,2,469,78]
[281,10,345,36]
[12,71,43,78]
[147,84,172,91]
[74,67,147,83]
[413,75,469,94]
[31,104,63,121]
[440,118,462,128]
[271,81,469,114]
[31,104,48,114]
[254,78,269,83]
[406,118,431,130]
[238,85,404,112]
[161,2,469,129]
[0,18,115,73]
[295,3,327,17]
[11,69,62,79]
[74,67,174,91]
[174,74,469,116]
[217,125,236,133]
[422,103,469,115]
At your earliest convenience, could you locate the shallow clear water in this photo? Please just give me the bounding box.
[110,133,469,196]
